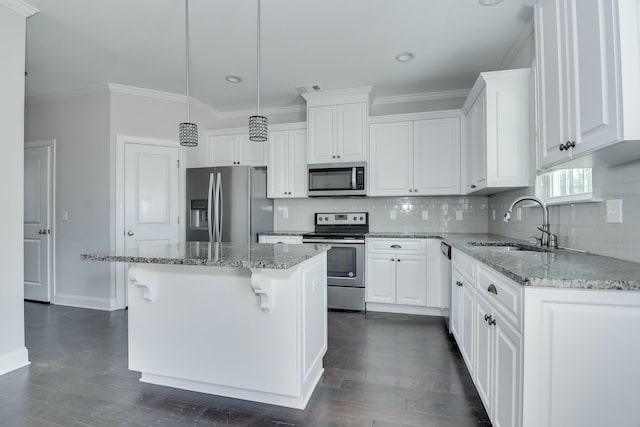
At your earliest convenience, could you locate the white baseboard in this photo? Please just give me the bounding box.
[54,293,118,311]
[366,303,446,316]
[0,347,30,376]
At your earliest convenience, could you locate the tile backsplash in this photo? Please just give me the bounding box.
[488,159,640,263]
[274,196,489,233]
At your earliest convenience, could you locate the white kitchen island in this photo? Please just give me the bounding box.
[83,241,330,409]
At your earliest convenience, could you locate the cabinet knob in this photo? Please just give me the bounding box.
[569,141,576,148]
[456,280,463,287]
[127,230,135,236]
[559,143,565,151]
[332,155,336,159]
[337,155,341,159]
[414,189,418,192]
[470,184,477,189]
[488,317,496,326]
[397,259,401,262]
[390,258,395,262]
[484,314,490,322]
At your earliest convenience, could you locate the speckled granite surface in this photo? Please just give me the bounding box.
[367,232,640,291]
[259,231,308,236]
[81,241,330,270]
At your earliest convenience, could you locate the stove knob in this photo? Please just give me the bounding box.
[324,216,329,221]
[359,216,364,221]
[353,216,357,221]
[318,217,323,221]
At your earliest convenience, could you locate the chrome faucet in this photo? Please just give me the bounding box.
[503,196,558,248]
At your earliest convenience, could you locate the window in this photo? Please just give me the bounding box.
[536,168,594,204]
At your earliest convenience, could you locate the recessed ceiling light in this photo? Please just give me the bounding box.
[225,75,243,83]
[395,52,415,63]
[479,0,503,5]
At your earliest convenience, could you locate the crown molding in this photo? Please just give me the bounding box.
[26,84,111,104]
[216,104,306,120]
[373,89,469,105]
[500,19,534,69]
[107,83,186,103]
[0,0,38,17]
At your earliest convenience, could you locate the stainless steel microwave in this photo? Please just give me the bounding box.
[307,163,366,197]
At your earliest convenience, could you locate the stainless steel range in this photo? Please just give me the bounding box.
[302,212,368,311]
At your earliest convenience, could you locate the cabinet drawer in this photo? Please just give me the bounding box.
[477,263,522,331]
[452,248,476,284]
[367,238,426,254]
[258,235,302,244]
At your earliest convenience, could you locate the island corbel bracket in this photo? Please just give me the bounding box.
[249,269,275,313]
[128,265,156,303]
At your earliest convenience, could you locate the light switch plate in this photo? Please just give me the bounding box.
[62,210,69,221]
[606,199,623,223]
[422,210,429,220]
[455,210,463,220]
[390,210,397,219]
[282,208,289,219]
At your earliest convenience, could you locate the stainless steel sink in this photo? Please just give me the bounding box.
[468,242,551,253]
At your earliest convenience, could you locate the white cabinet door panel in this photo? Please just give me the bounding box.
[308,106,336,163]
[268,131,288,198]
[240,134,267,166]
[369,122,413,196]
[395,255,427,306]
[475,295,493,412]
[461,280,475,374]
[493,310,521,427]
[210,135,236,166]
[289,130,307,198]
[366,254,396,304]
[413,118,461,195]
[338,103,367,161]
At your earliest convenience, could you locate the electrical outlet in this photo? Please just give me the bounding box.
[422,210,429,220]
[62,210,69,221]
[390,210,397,219]
[516,207,522,221]
[455,210,463,220]
[282,208,288,219]
[606,199,623,223]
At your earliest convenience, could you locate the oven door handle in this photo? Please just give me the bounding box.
[351,167,357,190]
[302,239,365,244]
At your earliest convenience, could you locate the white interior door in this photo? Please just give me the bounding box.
[24,144,52,302]
[124,143,180,251]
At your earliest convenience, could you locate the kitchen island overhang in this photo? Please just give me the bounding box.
[83,242,330,410]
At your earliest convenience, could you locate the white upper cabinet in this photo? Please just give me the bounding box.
[267,126,307,198]
[208,132,267,167]
[535,0,640,169]
[369,113,462,197]
[302,87,371,164]
[462,69,531,195]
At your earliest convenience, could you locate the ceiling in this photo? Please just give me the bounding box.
[24,0,533,113]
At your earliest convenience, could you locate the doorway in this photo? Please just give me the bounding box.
[113,135,184,308]
[24,139,55,302]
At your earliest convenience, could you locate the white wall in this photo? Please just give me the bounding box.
[25,93,112,309]
[0,4,30,375]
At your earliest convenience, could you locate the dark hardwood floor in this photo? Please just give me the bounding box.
[0,303,489,426]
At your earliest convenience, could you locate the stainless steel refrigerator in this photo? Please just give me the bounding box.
[186,167,273,243]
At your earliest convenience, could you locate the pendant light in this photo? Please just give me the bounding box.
[179,0,198,147]
[249,0,267,142]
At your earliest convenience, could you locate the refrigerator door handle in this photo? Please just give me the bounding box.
[215,172,224,242]
[207,173,214,242]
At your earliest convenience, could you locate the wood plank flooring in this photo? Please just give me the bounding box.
[0,303,489,426]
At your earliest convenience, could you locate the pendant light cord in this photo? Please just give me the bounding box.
[257,0,261,116]
[185,0,191,122]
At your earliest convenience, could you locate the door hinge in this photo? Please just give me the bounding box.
[177,216,180,224]
[177,159,180,168]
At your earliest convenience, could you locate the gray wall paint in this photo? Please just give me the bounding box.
[0,5,28,361]
[275,196,488,233]
[26,92,112,303]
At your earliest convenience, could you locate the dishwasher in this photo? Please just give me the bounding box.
[440,242,452,331]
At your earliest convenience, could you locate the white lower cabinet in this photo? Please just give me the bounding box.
[451,267,475,373]
[452,248,640,427]
[475,294,522,427]
[367,238,441,315]
[258,235,302,244]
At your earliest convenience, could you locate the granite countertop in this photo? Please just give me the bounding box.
[366,231,442,239]
[367,232,640,291]
[81,241,330,270]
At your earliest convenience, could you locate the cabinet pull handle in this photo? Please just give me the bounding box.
[456,280,463,287]
[559,143,566,151]
[390,244,402,249]
[487,284,498,295]
[484,314,490,322]
[488,317,496,326]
